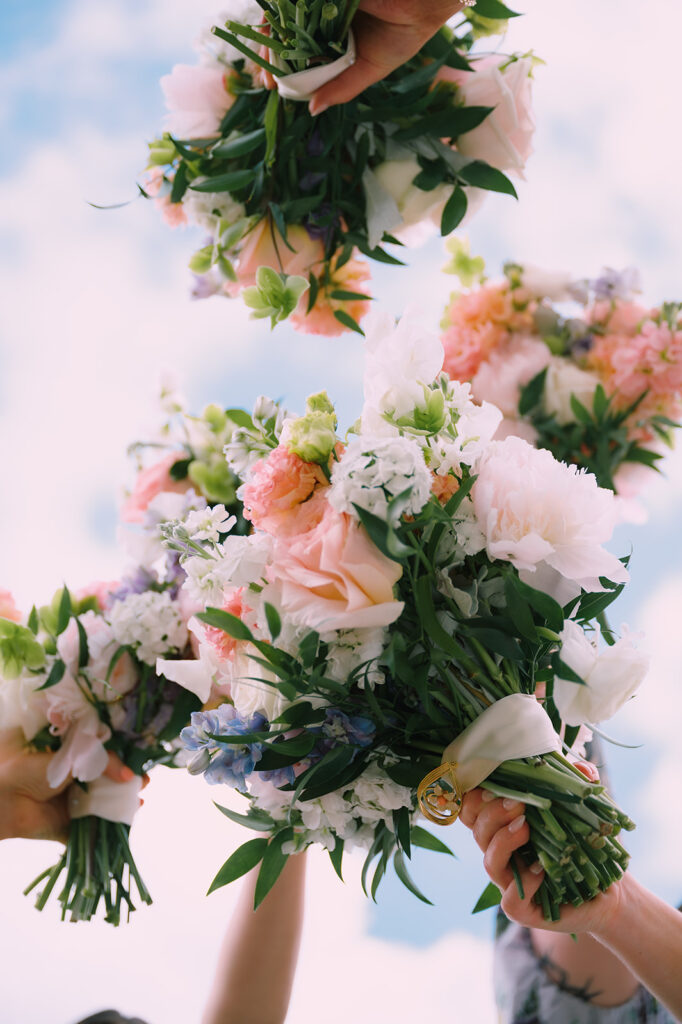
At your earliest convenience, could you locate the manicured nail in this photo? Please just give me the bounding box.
[530,862,544,875]
[481,790,497,803]
[503,798,523,812]
[309,99,328,117]
[508,814,526,834]
[120,766,135,781]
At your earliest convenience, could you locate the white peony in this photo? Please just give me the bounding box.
[329,435,432,525]
[554,620,649,725]
[543,359,600,426]
[472,436,629,601]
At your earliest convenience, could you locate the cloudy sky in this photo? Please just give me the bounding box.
[0,2,680,1022]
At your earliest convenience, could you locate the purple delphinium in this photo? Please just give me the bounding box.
[180,706,267,790]
[590,266,642,303]
[109,567,158,604]
[190,271,222,301]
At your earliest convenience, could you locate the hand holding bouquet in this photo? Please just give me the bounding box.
[441,256,682,495]
[159,307,645,920]
[142,1,535,334]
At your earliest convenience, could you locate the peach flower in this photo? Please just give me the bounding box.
[290,255,372,336]
[203,588,250,661]
[242,446,329,536]
[442,283,534,381]
[122,452,195,524]
[269,501,404,631]
[0,589,21,623]
[233,219,325,292]
[431,473,460,504]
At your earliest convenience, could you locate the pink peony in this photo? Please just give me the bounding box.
[0,589,21,622]
[232,219,325,292]
[122,452,194,524]
[472,436,629,602]
[290,256,372,336]
[161,64,234,139]
[471,334,551,416]
[437,56,535,176]
[242,446,328,536]
[442,283,534,381]
[270,501,404,631]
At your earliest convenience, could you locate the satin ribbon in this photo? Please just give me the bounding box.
[418,693,561,825]
[68,776,142,826]
[274,31,356,102]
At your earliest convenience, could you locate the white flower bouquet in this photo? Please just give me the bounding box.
[440,255,682,496]
[138,2,535,334]
[160,308,644,919]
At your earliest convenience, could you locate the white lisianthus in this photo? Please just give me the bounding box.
[329,435,431,525]
[108,592,188,665]
[182,531,274,605]
[230,653,286,722]
[370,157,455,242]
[543,360,600,426]
[361,307,444,435]
[321,626,387,688]
[183,183,246,234]
[554,620,649,725]
[472,436,629,601]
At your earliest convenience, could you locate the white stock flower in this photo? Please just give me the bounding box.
[183,505,236,543]
[543,360,600,426]
[321,626,387,688]
[554,620,649,725]
[361,307,444,434]
[108,592,188,665]
[329,435,431,525]
[472,436,629,601]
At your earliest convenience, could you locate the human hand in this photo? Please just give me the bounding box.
[309,0,471,115]
[459,777,626,937]
[0,730,140,842]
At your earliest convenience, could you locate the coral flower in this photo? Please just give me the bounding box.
[241,446,329,537]
[441,283,534,381]
[290,255,372,336]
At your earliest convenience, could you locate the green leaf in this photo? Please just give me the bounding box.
[410,826,456,857]
[27,606,39,635]
[264,602,281,642]
[298,630,320,667]
[257,733,317,770]
[394,106,493,144]
[353,505,411,562]
[198,608,254,641]
[592,383,609,420]
[552,655,585,685]
[254,829,293,909]
[76,618,89,669]
[36,659,66,691]
[466,624,522,661]
[190,169,256,193]
[157,687,201,742]
[275,701,325,729]
[56,587,72,636]
[503,578,537,641]
[457,161,517,197]
[264,89,280,167]
[330,289,372,302]
[333,310,365,335]
[207,838,268,895]
[472,0,519,17]
[211,128,266,160]
[440,186,468,236]
[297,744,356,801]
[329,837,344,881]
[472,881,502,913]
[570,393,594,425]
[170,162,188,204]
[224,407,254,429]
[214,803,274,832]
[393,849,433,905]
[386,759,437,789]
[509,575,564,634]
[518,368,547,416]
[393,806,412,859]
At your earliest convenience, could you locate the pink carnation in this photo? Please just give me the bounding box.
[242,446,328,536]
[441,283,534,381]
[203,589,249,661]
[290,256,372,337]
[122,452,194,524]
[269,501,404,631]
[0,589,21,623]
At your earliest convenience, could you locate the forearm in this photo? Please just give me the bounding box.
[591,874,682,1019]
[529,930,639,1007]
[202,853,307,1024]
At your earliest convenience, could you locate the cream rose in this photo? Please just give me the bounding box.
[543,360,600,425]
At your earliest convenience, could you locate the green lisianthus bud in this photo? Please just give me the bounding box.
[463,11,509,38]
[283,411,338,464]
[146,137,176,167]
[0,620,46,680]
[188,457,238,506]
[306,391,335,417]
[203,404,229,434]
[397,387,446,435]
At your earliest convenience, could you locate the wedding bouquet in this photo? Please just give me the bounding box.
[440,256,682,494]
[0,392,250,924]
[142,0,534,334]
[159,308,646,920]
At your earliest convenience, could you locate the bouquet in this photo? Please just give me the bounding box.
[158,307,646,920]
[0,388,250,924]
[142,0,535,334]
[440,255,682,495]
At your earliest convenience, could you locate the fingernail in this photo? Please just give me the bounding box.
[309,100,328,117]
[508,814,526,834]
[481,790,497,803]
[120,766,135,781]
[503,798,523,812]
[530,862,544,875]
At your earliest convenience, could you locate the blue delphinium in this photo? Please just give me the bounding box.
[180,705,267,791]
[318,709,375,754]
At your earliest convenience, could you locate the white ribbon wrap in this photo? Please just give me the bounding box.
[274,31,356,101]
[443,693,561,792]
[68,776,142,826]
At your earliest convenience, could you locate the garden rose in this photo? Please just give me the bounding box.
[543,360,600,425]
[161,64,234,138]
[472,436,629,601]
[233,219,324,291]
[122,453,194,524]
[554,620,649,725]
[372,157,455,241]
[270,501,404,630]
[241,446,328,537]
[0,590,21,623]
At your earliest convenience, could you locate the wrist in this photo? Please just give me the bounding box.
[589,872,638,945]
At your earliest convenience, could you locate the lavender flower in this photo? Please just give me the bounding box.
[590,266,642,302]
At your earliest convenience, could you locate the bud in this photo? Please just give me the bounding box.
[253,395,279,424]
[146,137,176,167]
[187,748,211,776]
[281,411,337,464]
[203,404,228,433]
[188,456,238,506]
[0,620,46,680]
[305,391,335,417]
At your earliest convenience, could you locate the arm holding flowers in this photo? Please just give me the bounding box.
[309,0,472,114]
[202,854,307,1024]
[460,787,682,1018]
